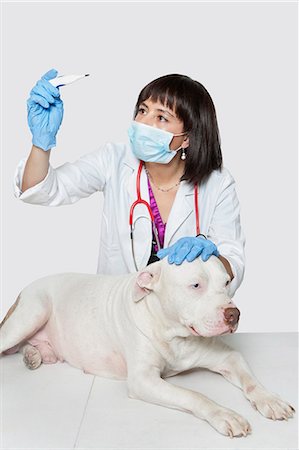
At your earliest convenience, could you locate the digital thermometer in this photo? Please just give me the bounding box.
[49,74,90,88]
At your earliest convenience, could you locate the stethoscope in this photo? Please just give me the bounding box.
[129,161,200,271]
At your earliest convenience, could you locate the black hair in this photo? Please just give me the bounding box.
[134,74,223,186]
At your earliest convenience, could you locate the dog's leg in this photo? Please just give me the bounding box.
[28,340,58,364]
[22,344,42,370]
[0,292,51,354]
[207,343,295,421]
[127,365,251,438]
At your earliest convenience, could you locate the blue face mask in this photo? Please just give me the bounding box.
[127,121,187,164]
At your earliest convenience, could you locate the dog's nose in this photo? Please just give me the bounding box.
[224,307,240,326]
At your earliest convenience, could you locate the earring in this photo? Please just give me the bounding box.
[181,148,186,160]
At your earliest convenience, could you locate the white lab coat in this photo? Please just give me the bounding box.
[14,142,245,297]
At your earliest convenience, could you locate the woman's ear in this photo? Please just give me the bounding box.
[182,136,189,148]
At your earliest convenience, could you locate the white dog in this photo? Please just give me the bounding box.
[0,257,295,437]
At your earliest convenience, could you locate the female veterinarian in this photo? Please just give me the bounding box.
[14,69,245,297]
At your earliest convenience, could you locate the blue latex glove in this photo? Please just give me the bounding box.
[157,236,219,264]
[27,69,64,151]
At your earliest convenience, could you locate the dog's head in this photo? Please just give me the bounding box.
[133,256,240,337]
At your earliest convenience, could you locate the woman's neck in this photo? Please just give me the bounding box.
[144,157,185,186]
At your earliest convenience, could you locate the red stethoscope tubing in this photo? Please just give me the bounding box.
[129,162,155,227]
[129,161,200,236]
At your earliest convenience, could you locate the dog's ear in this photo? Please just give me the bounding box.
[133,261,162,302]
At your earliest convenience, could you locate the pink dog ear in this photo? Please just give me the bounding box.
[132,262,161,302]
[133,272,153,302]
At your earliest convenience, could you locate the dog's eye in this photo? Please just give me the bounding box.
[192,283,200,289]
[225,280,230,287]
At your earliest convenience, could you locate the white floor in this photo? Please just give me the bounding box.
[1,333,298,450]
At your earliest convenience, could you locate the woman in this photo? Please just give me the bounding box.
[14,69,245,296]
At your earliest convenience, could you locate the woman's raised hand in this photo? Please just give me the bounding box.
[27,69,64,151]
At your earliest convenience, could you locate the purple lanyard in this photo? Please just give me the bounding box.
[147,177,166,252]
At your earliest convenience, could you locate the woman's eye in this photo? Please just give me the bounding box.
[137,107,146,115]
[158,115,168,122]
[192,283,200,289]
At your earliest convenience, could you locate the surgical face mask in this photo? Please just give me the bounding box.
[127,121,187,164]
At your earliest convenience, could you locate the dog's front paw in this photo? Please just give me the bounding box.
[208,407,252,438]
[248,387,295,420]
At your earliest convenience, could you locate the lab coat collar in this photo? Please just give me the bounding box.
[123,141,140,170]
[163,181,195,247]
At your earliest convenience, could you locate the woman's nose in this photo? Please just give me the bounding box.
[137,113,155,127]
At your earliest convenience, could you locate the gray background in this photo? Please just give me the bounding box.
[2,1,298,332]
